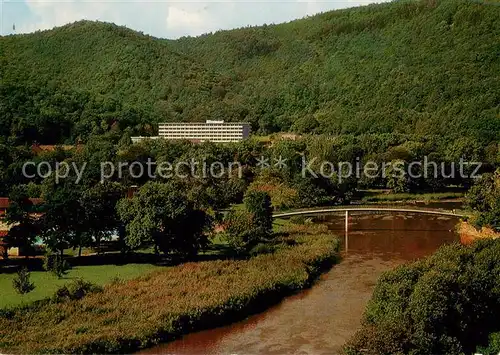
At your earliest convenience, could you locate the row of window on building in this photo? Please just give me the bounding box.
[132,121,251,143]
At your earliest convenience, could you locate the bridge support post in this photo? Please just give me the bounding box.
[345,210,349,252]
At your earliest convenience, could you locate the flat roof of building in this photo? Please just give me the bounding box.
[158,122,250,125]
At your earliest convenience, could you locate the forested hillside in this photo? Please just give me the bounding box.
[1,21,226,144]
[1,0,499,144]
[172,0,500,139]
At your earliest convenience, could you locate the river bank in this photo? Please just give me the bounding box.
[0,226,339,354]
[144,210,461,354]
[458,221,500,245]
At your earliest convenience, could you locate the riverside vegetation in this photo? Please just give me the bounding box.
[345,239,500,355]
[1,0,499,257]
[0,223,339,354]
[342,170,500,354]
[2,136,491,260]
[0,0,499,352]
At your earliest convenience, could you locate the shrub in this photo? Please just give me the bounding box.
[289,215,306,224]
[12,267,35,295]
[53,279,103,303]
[249,243,275,256]
[43,254,71,278]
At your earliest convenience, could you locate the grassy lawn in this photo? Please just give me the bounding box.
[0,263,160,309]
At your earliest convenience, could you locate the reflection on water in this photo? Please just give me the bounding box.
[140,208,460,355]
[323,213,457,260]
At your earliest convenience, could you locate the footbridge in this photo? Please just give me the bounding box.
[273,206,466,252]
[273,207,467,219]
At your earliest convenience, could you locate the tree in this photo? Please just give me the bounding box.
[243,190,273,237]
[4,185,40,257]
[39,174,86,256]
[384,160,412,193]
[74,136,117,187]
[291,114,319,134]
[222,209,259,254]
[291,175,335,208]
[117,182,210,256]
[79,181,125,255]
[12,267,35,295]
[247,170,299,210]
[465,169,500,231]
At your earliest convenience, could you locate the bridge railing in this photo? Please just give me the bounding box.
[273,206,467,219]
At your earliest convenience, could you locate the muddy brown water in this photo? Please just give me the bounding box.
[140,204,461,355]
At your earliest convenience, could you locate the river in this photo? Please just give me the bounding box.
[141,203,461,354]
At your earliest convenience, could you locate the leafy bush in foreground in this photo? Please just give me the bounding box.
[0,232,338,354]
[345,239,500,355]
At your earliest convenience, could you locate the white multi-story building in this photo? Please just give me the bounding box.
[132,120,251,143]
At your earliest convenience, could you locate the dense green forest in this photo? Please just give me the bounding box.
[1,1,500,351]
[1,0,499,144]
